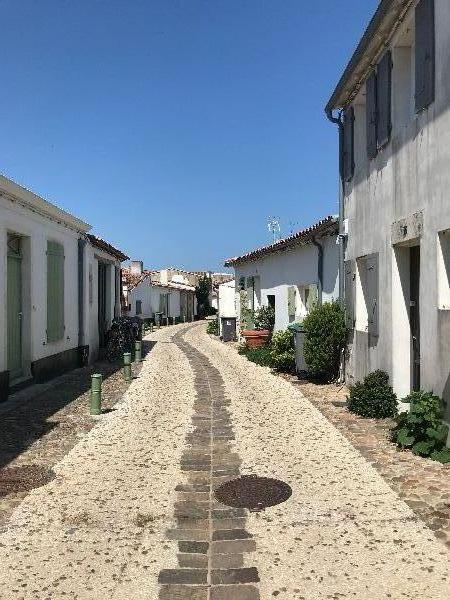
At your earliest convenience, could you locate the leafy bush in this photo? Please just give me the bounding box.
[270,330,295,373]
[253,306,275,332]
[392,391,450,462]
[303,301,346,380]
[239,346,273,367]
[206,319,219,335]
[347,370,398,418]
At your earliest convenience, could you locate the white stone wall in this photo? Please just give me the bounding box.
[0,194,83,378]
[342,0,450,418]
[231,234,339,332]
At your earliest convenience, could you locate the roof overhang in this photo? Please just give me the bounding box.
[0,174,91,233]
[87,234,129,262]
[224,216,338,267]
[325,0,414,112]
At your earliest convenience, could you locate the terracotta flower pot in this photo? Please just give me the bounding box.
[241,329,270,348]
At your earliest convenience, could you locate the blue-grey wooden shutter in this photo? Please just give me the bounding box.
[366,254,379,336]
[415,0,435,112]
[377,51,392,148]
[47,241,65,342]
[366,71,377,159]
[344,260,355,329]
[343,106,355,181]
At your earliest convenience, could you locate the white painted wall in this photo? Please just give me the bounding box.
[0,194,85,378]
[127,281,197,321]
[231,234,339,332]
[342,1,450,419]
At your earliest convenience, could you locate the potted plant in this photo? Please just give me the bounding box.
[241,305,274,348]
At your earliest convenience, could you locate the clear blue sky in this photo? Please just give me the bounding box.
[0,0,378,272]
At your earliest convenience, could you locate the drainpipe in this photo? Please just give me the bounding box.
[78,238,86,348]
[325,108,345,308]
[311,236,323,306]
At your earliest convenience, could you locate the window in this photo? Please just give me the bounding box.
[136,300,142,315]
[377,51,392,148]
[415,0,435,112]
[366,51,392,158]
[267,294,275,309]
[238,277,245,291]
[438,230,450,309]
[342,106,354,181]
[47,241,65,342]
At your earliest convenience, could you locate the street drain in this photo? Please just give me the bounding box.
[0,465,56,497]
[215,475,292,512]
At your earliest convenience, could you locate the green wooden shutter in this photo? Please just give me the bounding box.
[287,286,296,322]
[47,241,65,342]
[306,284,318,312]
[344,260,356,329]
[366,253,379,337]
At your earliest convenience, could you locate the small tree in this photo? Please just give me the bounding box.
[348,370,398,418]
[302,301,346,381]
[254,306,275,332]
[195,274,212,318]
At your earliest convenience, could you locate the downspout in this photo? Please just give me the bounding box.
[77,238,87,360]
[326,108,345,308]
[311,236,323,306]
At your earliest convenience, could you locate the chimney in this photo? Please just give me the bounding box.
[130,260,143,275]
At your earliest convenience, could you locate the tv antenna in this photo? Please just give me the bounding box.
[267,216,281,243]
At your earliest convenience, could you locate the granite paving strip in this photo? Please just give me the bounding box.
[185,323,450,600]
[158,328,260,600]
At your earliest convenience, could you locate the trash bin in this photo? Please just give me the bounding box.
[221,317,237,342]
[288,322,307,374]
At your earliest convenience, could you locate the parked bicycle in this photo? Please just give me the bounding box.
[106,316,141,363]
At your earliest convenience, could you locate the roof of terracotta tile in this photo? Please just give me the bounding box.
[87,234,129,262]
[121,268,195,292]
[224,216,338,267]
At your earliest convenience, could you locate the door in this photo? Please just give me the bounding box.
[7,235,23,380]
[410,246,420,391]
[98,262,108,348]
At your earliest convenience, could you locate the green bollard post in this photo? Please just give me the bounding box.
[135,340,142,363]
[123,352,132,382]
[90,374,102,415]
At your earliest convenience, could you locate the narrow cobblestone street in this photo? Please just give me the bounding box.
[0,322,449,599]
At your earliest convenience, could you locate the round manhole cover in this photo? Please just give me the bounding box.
[0,465,55,497]
[215,475,292,512]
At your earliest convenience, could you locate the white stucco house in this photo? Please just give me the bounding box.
[224,216,339,332]
[122,262,197,322]
[326,0,450,420]
[0,175,128,402]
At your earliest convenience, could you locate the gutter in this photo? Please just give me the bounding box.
[311,236,323,306]
[325,108,345,309]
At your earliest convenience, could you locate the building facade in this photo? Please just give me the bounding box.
[224,216,339,332]
[122,262,197,322]
[0,175,127,401]
[326,0,450,419]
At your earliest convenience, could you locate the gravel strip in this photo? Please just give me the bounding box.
[185,324,450,600]
[0,324,196,600]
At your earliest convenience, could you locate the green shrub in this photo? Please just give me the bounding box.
[206,319,219,335]
[254,306,275,332]
[392,391,449,461]
[241,346,273,367]
[270,330,295,373]
[302,301,346,380]
[347,370,398,418]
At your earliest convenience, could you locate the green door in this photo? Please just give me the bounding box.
[7,236,23,380]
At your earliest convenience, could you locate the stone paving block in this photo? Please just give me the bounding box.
[177,553,209,568]
[159,584,209,599]
[210,553,244,569]
[211,567,260,585]
[167,528,209,541]
[210,585,260,599]
[212,529,252,541]
[178,541,209,554]
[158,568,208,585]
[211,540,257,554]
